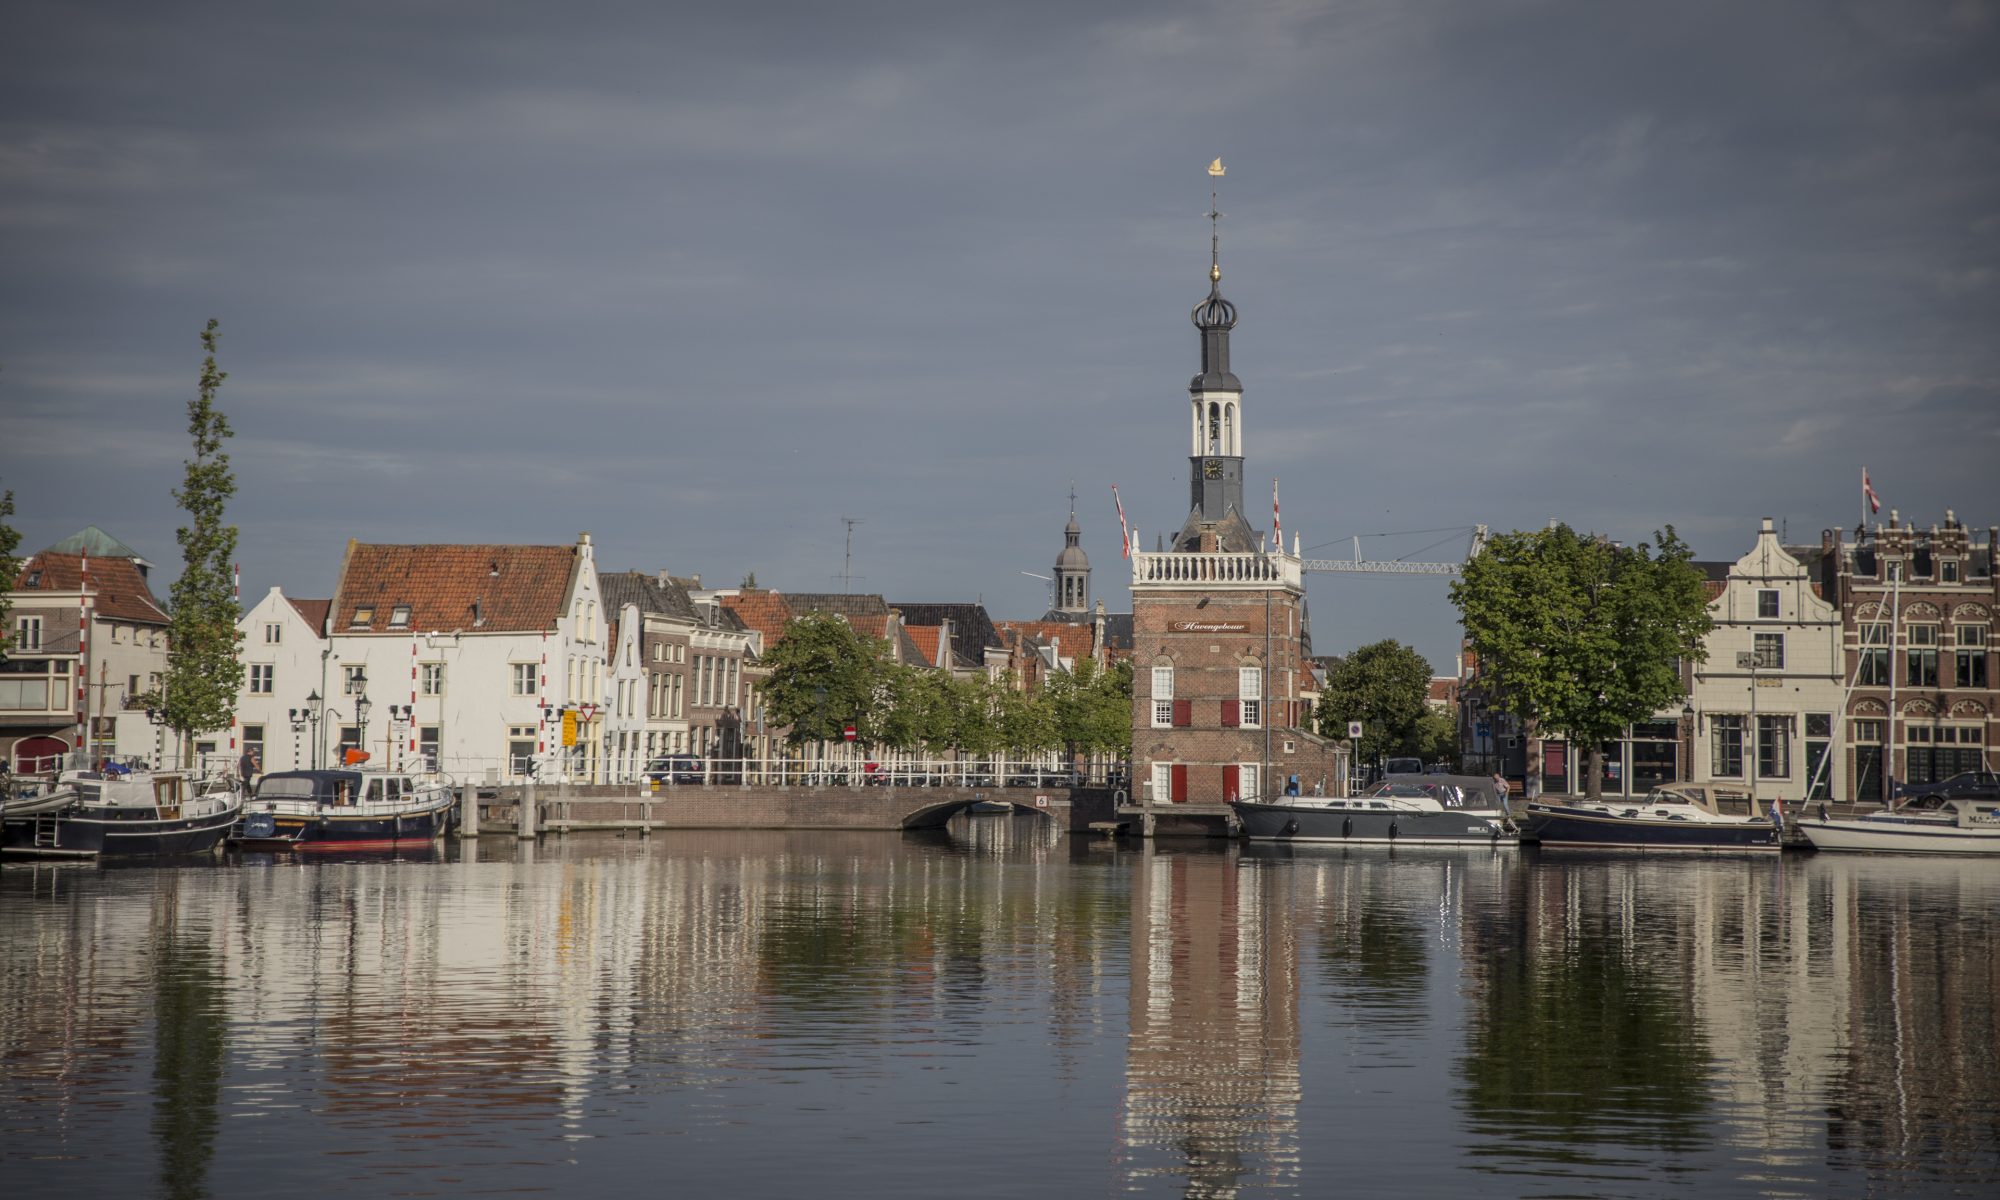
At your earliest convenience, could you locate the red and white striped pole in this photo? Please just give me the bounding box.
[76,552,90,766]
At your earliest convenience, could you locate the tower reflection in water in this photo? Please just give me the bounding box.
[1119,846,1301,1196]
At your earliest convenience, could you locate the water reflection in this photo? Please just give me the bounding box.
[3,836,2000,1196]
[1120,845,1300,1197]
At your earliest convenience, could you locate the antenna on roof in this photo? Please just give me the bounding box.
[840,516,864,595]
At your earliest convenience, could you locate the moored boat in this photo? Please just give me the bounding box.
[1232,780,1515,846]
[231,768,455,851]
[1,765,242,858]
[1799,795,2000,855]
[1522,784,1779,852]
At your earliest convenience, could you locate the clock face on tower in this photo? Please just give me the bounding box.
[1203,458,1223,479]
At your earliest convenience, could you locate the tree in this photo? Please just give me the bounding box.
[1451,524,1711,800]
[1315,639,1433,767]
[0,487,20,657]
[1406,709,1459,768]
[156,320,244,762]
[761,611,887,745]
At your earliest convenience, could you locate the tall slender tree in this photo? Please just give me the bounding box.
[157,320,244,764]
[0,487,20,656]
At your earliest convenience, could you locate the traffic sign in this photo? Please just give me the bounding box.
[561,710,578,748]
[1347,721,1364,739]
[843,724,857,742]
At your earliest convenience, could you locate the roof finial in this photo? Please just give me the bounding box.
[1068,478,1077,517]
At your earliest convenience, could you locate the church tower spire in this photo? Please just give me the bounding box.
[1052,481,1091,615]
[1177,167,1257,552]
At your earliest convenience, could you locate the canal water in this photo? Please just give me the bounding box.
[3,819,1997,1198]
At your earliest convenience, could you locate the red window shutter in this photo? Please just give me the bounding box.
[1220,699,1240,728]
[1170,763,1188,803]
[1223,764,1240,802]
[1172,699,1192,727]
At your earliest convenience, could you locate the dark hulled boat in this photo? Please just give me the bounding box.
[1,767,242,858]
[231,769,455,851]
[1233,781,1515,846]
[1522,785,1779,852]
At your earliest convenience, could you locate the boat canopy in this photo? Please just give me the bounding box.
[255,771,363,804]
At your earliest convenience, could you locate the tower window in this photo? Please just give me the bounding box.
[1151,663,1174,728]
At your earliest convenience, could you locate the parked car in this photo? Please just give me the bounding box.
[1895,771,2000,805]
[1005,771,1080,789]
[1383,757,1424,776]
[643,756,704,785]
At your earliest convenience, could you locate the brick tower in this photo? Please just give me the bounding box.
[1129,183,1345,819]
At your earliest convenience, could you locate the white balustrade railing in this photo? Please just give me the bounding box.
[1131,550,1299,590]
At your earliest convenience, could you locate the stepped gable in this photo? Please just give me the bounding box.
[12,552,168,625]
[286,597,331,635]
[331,542,580,633]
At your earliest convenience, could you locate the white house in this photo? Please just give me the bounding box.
[230,588,332,773]
[1688,517,1846,805]
[232,533,606,783]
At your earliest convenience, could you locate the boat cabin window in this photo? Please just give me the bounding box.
[366,778,385,803]
[385,777,403,800]
[257,776,318,801]
[1714,798,1751,816]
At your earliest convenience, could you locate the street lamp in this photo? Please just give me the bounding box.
[1681,701,1696,780]
[305,689,323,769]
[355,692,372,765]
[1737,651,1759,809]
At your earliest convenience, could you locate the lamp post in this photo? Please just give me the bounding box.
[1737,651,1758,809]
[305,689,323,769]
[144,706,165,771]
[1681,701,1696,781]
[386,704,412,769]
[354,693,372,766]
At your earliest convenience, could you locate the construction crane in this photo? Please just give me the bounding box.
[1300,525,1488,576]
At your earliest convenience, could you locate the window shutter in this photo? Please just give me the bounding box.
[1172,699,1192,727]
[1170,764,1188,802]
[1223,764,1240,802]
[1220,699,1240,727]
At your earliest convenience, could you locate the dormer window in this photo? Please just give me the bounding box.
[22,570,40,588]
[388,605,411,629]
[1942,560,1961,584]
[351,605,375,626]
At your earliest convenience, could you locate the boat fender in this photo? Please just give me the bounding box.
[1817,803,1829,823]
[1342,817,1352,839]
[1388,822,1398,841]
[1283,819,1299,836]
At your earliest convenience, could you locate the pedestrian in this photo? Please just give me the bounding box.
[1769,796,1784,832]
[1492,772,1511,809]
[239,747,260,787]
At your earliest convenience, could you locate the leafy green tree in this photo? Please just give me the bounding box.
[156,321,244,761]
[1047,658,1131,766]
[995,674,1058,755]
[1315,639,1433,767]
[1451,524,1711,800]
[0,487,20,657]
[1406,709,1459,768]
[762,611,888,745]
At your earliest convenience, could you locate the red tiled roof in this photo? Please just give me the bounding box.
[720,590,794,647]
[905,626,942,667]
[330,542,580,634]
[995,620,1097,661]
[13,552,169,624]
[286,597,331,635]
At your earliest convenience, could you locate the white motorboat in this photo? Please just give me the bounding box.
[1800,795,2000,855]
[1523,784,1780,852]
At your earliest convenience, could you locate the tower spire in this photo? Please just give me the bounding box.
[1177,157,1255,552]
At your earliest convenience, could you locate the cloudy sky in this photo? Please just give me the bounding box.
[4,0,1996,672]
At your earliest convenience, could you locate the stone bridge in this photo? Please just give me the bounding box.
[472,783,1120,836]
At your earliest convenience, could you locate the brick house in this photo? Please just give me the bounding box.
[1820,509,1997,801]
